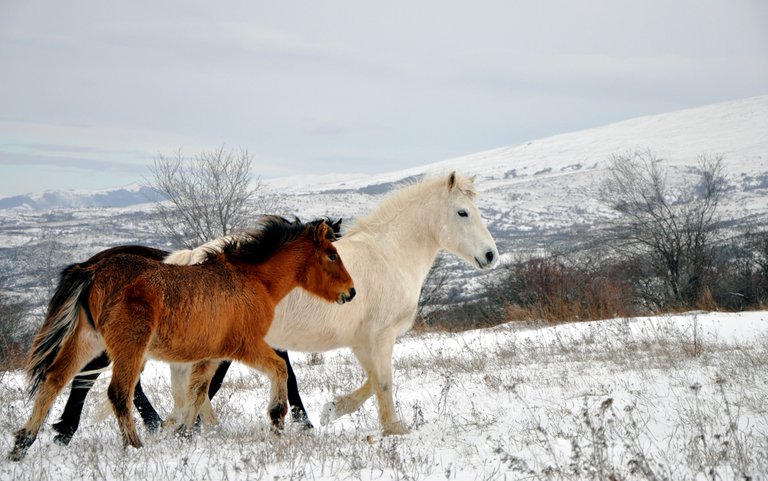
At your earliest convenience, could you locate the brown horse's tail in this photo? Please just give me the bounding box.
[26,263,94,398]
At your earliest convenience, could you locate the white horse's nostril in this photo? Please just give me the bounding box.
[485,250,494,263]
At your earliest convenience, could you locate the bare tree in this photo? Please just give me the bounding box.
[146,147,279,248]
[599,150,727,308]
[0,276,29,369]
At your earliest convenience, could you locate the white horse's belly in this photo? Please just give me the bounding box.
[263,236,427,353]
[265,289,360,352]
[265,323,340,352]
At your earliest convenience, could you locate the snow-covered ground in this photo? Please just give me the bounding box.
[2,310,767,480]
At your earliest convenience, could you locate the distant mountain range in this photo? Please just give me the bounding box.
[0,185,164,210]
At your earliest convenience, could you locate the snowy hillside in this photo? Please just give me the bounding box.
[264,95,768,256]
[1,310,766,479]
[0,96,766,299]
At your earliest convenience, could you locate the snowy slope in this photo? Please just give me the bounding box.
[264,95,768,254]
[1,310,766,480]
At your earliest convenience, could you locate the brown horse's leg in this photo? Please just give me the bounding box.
[107,352,147,449]
[277,350,313,428]
[240,340,289,430]
[9,329,102,461]
[102,312,153,449]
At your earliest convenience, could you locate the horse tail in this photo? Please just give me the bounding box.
[26,264,94,398]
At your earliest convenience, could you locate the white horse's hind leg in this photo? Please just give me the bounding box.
[163,363,192,430]
[184,361,220,430]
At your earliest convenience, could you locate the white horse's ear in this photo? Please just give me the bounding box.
[448,171,456,191]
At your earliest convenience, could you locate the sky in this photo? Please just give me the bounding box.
[0,1,766,198]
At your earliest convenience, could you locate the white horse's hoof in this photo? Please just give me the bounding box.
[320,401,338,426]
[383,421,410,436]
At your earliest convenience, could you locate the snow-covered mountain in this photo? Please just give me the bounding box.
[1,96,766,299]
[0,184,163,210]
[264,95,768,256]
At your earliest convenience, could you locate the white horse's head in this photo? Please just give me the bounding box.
[435,172,498,270]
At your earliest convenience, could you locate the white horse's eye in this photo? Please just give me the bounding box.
[457,210,469,217]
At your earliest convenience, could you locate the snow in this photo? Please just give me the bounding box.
[1,310,767,480]
[0,96,767,478]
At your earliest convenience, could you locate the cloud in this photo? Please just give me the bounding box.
[0,150,143,175]
[0,121,209,162]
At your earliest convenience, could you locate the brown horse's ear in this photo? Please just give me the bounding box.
[314,222,331,243]
[448,171,456,191]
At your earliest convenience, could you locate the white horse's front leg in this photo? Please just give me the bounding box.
[321,345,377,425]
[322,335,408,436]
[369,334,408,435]
[321,379,373,425]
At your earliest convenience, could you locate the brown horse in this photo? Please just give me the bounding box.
[9,217,355,461]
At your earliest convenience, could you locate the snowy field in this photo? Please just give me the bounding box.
[1,311,767,480]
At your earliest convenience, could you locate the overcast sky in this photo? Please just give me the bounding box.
[0,0,766,197]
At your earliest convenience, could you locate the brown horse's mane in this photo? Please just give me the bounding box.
[212,216,338,265]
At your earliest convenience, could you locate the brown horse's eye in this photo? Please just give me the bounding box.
[328,254,338,262]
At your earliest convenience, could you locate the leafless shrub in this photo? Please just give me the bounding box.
[708,230,768,310]
[146,146,280,248]
[599,150,727,309]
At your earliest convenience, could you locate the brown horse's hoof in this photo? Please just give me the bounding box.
[8,429,36,461]
[268,402,287,431]
[125,440,144,449]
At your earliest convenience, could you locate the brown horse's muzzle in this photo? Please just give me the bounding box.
[337,287,356,305]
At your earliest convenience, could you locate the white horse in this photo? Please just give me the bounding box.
[172,171,498,435]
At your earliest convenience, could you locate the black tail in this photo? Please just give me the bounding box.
[27,264,93,397]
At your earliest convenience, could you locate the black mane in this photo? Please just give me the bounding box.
[215,216,340,265]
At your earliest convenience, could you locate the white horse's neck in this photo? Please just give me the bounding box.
[346,182,444,286]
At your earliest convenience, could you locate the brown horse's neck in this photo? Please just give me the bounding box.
[243,240,313,304]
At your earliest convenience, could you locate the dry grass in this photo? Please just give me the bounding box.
[1,313,767,480]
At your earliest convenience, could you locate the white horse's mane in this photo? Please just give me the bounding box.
[345,172,476,237]
[163,215,290,265]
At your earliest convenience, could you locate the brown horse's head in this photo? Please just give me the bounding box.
[303,221,356,305]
